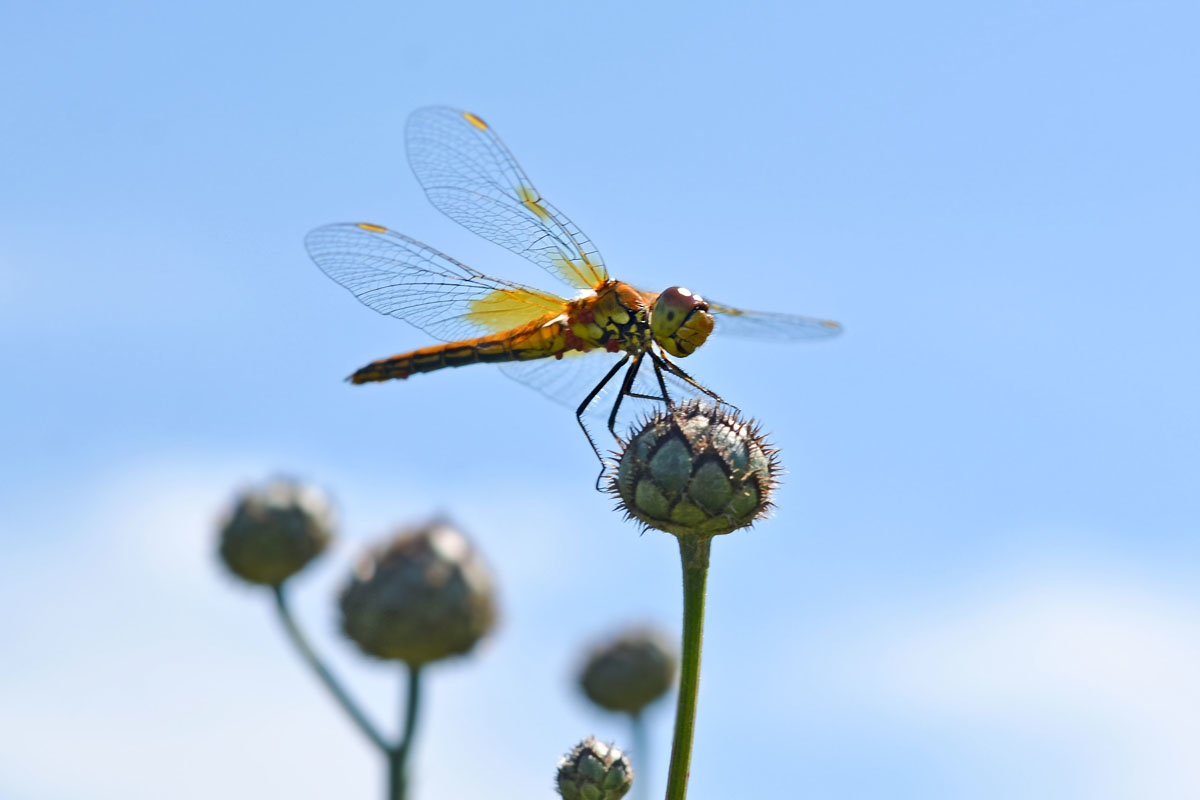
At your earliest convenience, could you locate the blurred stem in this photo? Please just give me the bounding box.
[388,663,423,800]
[664,535,712,800]
[631,711,649,800]
[271,584,389,753]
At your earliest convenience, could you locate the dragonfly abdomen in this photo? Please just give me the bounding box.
[349,322,566,384]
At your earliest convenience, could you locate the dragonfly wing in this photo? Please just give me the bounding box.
[706,299,843,341]
[499,349,624,411]
[406,106,609,291]
[500,348,726,444]
[305,222,568,342]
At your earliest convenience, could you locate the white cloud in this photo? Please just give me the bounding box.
[830,568,1200,800]
[0,453,619,800]
[0,455,373,799]
[14,454,1199,799]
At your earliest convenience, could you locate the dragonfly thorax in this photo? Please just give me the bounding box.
[567,281,654,355]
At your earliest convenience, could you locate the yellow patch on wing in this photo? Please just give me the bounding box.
[820,319,841,330]
[463,111,488,130]
[708,302,744,315]
[516,185,553,222]
[551,252,607,291]
[464,287,565,333]
[356,222,388,233]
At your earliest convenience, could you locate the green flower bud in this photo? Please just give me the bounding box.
[580,628,676,715]
[339,520,497,665]
[611,401,779,537]
[556,736,634,800]
[217,479,334,586]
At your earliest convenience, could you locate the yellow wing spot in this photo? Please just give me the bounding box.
[463,111,488,130]
[551,252,602,289]
[516,185,552,222]
[465,288,561,333]
[821,319,841,329]
[357,223,387,233]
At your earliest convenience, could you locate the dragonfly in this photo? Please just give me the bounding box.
[306,106,842,463]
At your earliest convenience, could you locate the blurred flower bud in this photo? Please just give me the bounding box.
[556,736,634,800]
[339,520,496,665]
[218,478,334,586]
[611,401,778,537]
[579,628,676,715]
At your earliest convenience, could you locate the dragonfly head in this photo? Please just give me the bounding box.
[651,286,714,358]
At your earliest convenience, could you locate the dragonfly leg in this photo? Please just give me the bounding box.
[653,352,731,408]
[648,353,675,407]
[575,353,630,464]
[606,352,645,440]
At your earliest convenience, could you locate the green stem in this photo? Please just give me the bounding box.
[388,664,423,800]
[664,535,712,800]
[271,584,389,753]
[631,711,649,800]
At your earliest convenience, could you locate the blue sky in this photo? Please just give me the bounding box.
[1,1,1198,798]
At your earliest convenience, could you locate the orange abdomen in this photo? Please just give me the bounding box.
[350,320,566,384]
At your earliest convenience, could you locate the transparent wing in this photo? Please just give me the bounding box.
[305,222,568,342]
[500,348,727,444]
[707,299,843,341]
[406,106,609,291]
[499,349,624,411]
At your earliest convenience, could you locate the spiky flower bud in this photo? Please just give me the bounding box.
[556,736,634,800]
[579,628,676,715]
[611,401,779,537]
[218,479,334,586]
[339,520,496,665]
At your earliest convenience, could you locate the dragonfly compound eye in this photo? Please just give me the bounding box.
[651,286,715,358]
